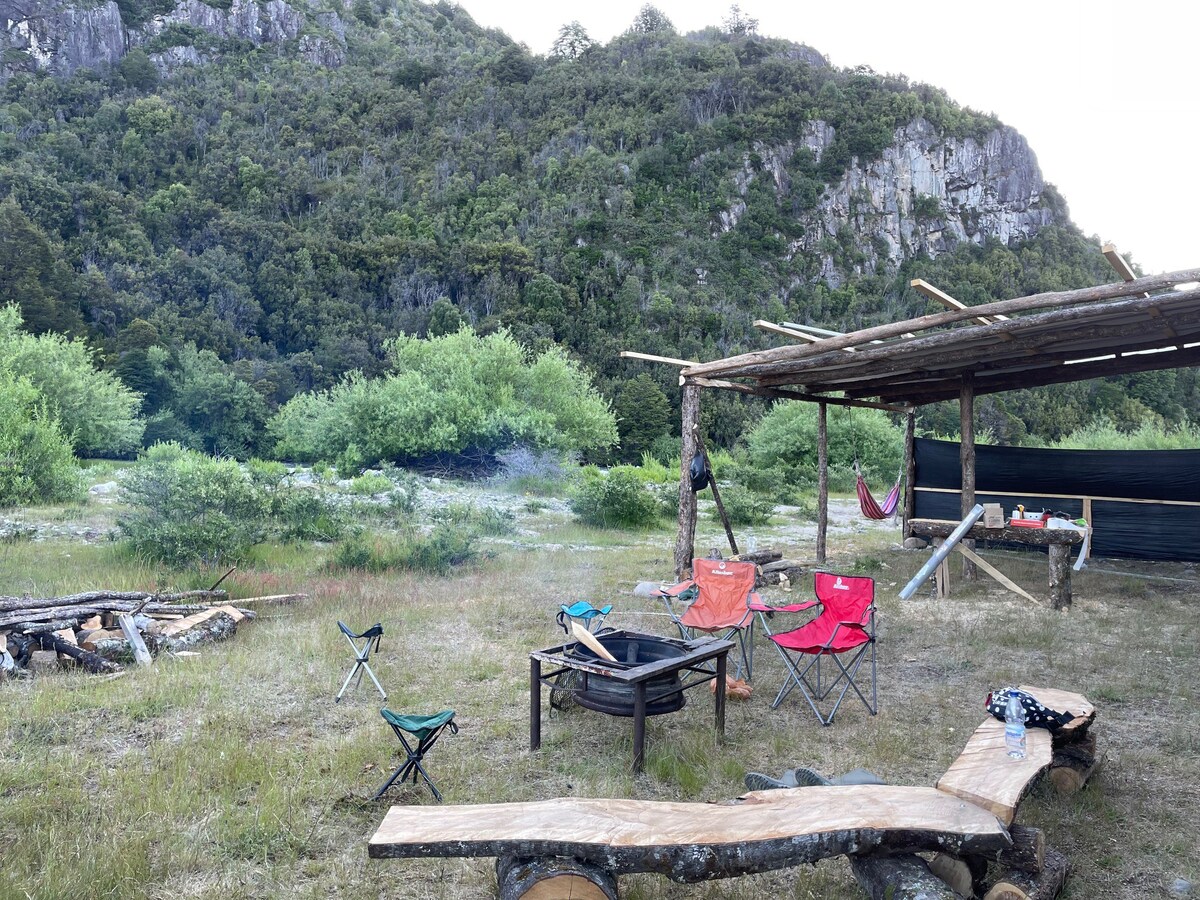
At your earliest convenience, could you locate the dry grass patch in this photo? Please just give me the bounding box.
[1,505,1197,898]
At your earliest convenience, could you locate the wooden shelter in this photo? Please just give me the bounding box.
[622,249,1200,582]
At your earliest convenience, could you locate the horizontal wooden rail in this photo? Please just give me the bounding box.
[914,486,1200,508]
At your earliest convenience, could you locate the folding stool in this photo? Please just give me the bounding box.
[373,708,458,802]
[335,620,387,702]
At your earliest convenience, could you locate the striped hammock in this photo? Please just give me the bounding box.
[856,468,901,520]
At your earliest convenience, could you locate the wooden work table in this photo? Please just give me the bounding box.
[908,519,1084,609]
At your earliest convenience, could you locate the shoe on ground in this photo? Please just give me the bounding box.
[744,772,790,791]
[784,766,832,787]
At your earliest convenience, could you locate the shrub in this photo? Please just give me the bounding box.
[0,373,81,507]
[570,467,662,528]
[271,490,347,542]
[118,443,268,566]
[709,484,775,526]
[742,403,902,494]
[492,444,575,495]
[349,472,393,495]
[326,525,479,575]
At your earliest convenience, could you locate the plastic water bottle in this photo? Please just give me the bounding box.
[1005,693,1027,759]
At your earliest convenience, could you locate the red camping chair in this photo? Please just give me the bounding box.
[756,572,877,725]
[659,559,760,680]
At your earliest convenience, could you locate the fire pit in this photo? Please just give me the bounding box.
[571,633,688,717]
[530,629,734,773]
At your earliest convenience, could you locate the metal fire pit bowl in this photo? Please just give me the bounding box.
[570,633,688,717]
[530,629,735,773]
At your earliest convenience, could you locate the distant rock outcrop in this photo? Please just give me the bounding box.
[719,118,1054,288]
[0,0,345,78]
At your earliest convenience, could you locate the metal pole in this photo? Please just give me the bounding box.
[899,505,985,600]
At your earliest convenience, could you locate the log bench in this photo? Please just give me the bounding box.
[367,686,1099,899]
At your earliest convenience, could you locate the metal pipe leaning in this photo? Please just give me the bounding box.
[899,505,985,600]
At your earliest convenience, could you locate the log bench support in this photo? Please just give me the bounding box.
[371,688,1096,900]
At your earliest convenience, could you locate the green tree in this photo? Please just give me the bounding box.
[0,305,144,457]
[0,372,81,507]
[613,374,671,463]
[551,22,595,60]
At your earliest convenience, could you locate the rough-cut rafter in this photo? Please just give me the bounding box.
[667,270,1200,407]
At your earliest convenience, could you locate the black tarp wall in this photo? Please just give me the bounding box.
[912,438,1200,562]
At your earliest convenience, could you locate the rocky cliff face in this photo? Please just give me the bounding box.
[721,118,1056,289]
[0,0,344,78]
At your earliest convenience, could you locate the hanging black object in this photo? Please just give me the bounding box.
[689,451,711,492]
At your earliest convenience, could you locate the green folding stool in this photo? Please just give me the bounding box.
[374,708,458,802]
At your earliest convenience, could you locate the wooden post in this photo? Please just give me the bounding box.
[1049,544,1072,610]
[817,401,828,565]
[675,384,701,579]
[959,375,976,582]
[903,411,916,538]
[696,427,738,557]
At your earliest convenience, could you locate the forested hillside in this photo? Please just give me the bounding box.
[2,0,1195,459]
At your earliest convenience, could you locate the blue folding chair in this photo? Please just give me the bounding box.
[550,601,613,711]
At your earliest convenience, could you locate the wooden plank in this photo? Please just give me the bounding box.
[914,485,1200,508]
[620,350,698,367]
[368,786,1013,881]
[117,613,153,667]
[911,278,1007,324]
[954,544,1040,605]
[1101,242,1139,284]
[683,376,912,413]
[935,719,1052,825]
[684,268,1200,379]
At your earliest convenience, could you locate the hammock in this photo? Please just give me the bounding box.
[855,463,901,520]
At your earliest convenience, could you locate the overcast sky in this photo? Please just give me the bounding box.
[455,0,1197,277]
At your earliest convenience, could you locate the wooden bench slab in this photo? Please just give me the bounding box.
[936,686,1094,825]
[369,786,1012,883]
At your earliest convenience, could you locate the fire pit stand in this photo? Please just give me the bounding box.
[530,629,734,773]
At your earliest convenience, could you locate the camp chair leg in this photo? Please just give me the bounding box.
[360,661,387,700]
[336,663,362,703]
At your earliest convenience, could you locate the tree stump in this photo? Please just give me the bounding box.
[496,856,618,900]
[1048,544,1071,610]
[983,846,1069,900]
[849,853,961,899]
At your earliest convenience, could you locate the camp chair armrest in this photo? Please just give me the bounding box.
[750,599,819,615]
[658,579,697,597]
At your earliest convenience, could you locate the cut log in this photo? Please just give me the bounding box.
[159,608,239,652]
[0,589,229,614]
[157,605,245,638]
[29,649,61,674]
[369,787,1014,881]
[229,593,308,606]
[34,631,122,674]
[118,614,153,667]
[983,846,1069,900]
[495,856,618,900]
[730,549,783,566]
[994,825,1045,874]
[79,628,124,651]
[849,853,962,899]
[52,627,77,662]
[1049,733,1102,795]
[80,615,102,631]
[929,852,988,897]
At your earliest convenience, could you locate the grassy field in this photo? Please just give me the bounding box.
[1,483,1197,900]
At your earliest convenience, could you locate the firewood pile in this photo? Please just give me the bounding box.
[0,590,302,678]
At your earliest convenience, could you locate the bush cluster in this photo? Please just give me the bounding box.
[117,443,346,566]
[570,467,663,529]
